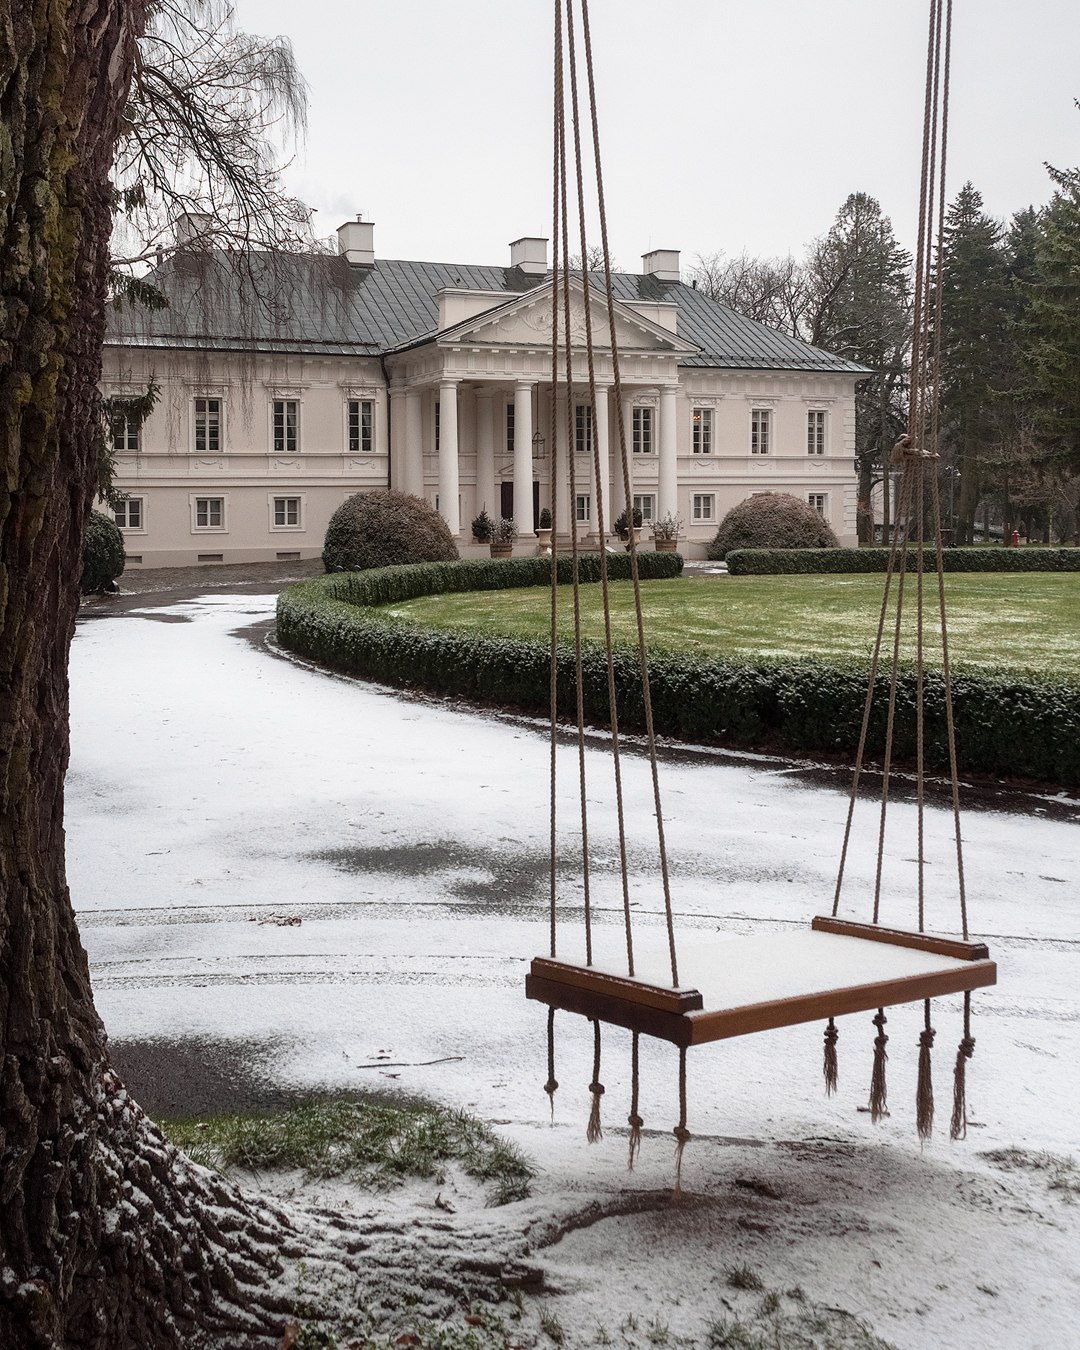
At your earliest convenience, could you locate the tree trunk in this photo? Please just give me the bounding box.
[0,4,297,1345]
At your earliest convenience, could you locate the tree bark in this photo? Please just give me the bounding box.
[0,3,302,1345]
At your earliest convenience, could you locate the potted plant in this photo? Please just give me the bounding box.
[652,511,682,552]
[613,506,643,546]
[471,507,494,544]
[489,516,517,558]
[536,506,553,555]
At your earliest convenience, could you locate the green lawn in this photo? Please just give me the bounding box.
[388,573,1080,675]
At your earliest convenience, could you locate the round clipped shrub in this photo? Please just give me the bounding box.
[323,490,459,573]
[80,509,126,594]
[708,492,839,560]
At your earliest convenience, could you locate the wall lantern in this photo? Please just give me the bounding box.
[532,430,546,460]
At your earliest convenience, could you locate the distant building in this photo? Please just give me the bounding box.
[102,219,867,566]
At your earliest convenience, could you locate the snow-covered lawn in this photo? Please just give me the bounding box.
[67,589,1080,1349]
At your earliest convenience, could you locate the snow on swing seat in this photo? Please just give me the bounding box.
[525,917,996,1048]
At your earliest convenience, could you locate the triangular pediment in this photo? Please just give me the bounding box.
[436,277,698,355]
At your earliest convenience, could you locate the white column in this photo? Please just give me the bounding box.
[438,379,460,535]
[614,390,635,521]
[658,384,679,521]
[404,389,423,497]
[594,387,610,537]
[475,388,496,518]
[554,389,571,537]
[389,384,407,491]
[513,381,534,532]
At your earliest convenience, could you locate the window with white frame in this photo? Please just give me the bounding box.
[434,400,440,452]
[808,492,828,517]
[505,403,515,454]
[272,399,299,453]
[575,404,593,456]
[272,496,302,528]
[692,407,713,454]
[633,493,656,522]
[632,405,654,454]
[692,493,715,522]
[347,399,374,453]
[110,403,141,452]
[807,409,826,456]
[113,497,144,530]
[193,496,225,530]
[751,408,771,455]
[194,397,221,454]
[575,493,591,523]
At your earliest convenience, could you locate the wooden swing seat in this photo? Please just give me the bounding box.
[526,917,996,1048]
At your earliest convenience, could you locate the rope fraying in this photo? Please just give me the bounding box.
[916,1019,936,1142]
[869,1009,889,1124]
[950,1034,976,1141]
[627,1032,643,1170]
[545,1008,558,1123]
[823,1018,839,1096]
[672,1047,690,1198]
[587,1020,604,1143]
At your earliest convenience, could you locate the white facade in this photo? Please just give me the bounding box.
[102,229,862,567]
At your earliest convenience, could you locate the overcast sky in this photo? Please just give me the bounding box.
[232,0,1079,271]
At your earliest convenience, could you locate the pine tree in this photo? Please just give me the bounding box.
[1024,146,1080,472]
[935,183,1013,544]
[805,193,912,543]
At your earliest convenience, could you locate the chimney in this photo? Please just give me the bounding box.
[510,237,548,276]
[642,248,680,282]
[174,211,214,250]
[338,216,375,269]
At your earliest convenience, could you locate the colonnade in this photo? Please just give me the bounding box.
[390,377,680,537]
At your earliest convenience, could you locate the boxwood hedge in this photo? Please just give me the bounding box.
[276,551,1080,785]
[726,546,1080,575]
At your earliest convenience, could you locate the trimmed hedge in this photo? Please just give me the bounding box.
[323,490,459,572]
[727,546,1080,575]
[708,492,838,560]
[276,552,1080,785]
[81,510,125,594]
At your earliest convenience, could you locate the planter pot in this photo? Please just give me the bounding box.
[489,542,514,559]
[535,527,553,557]
[654,538,679,553]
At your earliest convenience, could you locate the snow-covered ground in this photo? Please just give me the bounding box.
[67,589,1080,1349]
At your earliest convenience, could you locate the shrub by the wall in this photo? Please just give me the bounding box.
[81,510,125,594]
[726,546,1080,574]
[708,493,838,561]
[323,490,459,573]
[276,550,1078,785]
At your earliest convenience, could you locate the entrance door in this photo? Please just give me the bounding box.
[500,481,514,521]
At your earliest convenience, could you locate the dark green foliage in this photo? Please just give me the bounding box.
[277,552,1077,784]
[613,507,643,535]
[471,508,494,542]
[708,494,839,560]
[726,546,1080,575]
[323,490,459,572]
[1024,148,1080,471]
[80,510,126,594]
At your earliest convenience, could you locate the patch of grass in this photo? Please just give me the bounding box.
[160,1097,533,1206]
[645,1318,670,1345]
[538,1305,565,1344]
[392,574,1080,676]
[726,1264,765,1292]
[982,1146,1080,1201]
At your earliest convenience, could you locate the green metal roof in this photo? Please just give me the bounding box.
[105,250,869,375]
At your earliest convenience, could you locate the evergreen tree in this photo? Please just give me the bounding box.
[935,183,1013,543]
[805,193,912,543]
[1024,143,1080,474]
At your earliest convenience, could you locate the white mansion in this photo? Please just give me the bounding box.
[102,220,867,566]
